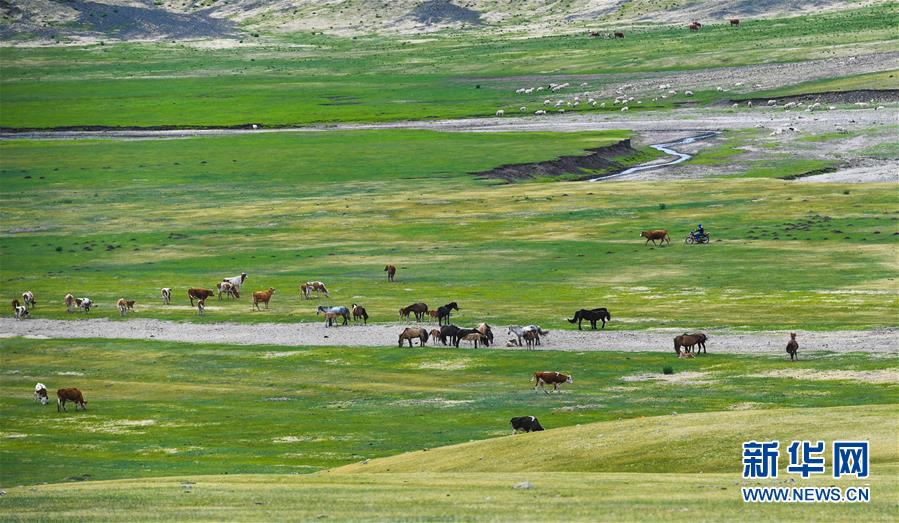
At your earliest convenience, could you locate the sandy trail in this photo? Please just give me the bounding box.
[1,318,896,355]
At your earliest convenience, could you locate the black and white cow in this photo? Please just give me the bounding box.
[12,299,28,320]
[22,291,36,310]
[34,383,49,405]
[510,416,544,433]
[161,288,172,305]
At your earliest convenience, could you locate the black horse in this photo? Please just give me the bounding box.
[439,324,461,346]
[567,308,611,330]
[452,327,481,348]
[436,302,460,326]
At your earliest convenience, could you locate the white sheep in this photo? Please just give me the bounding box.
[520,106,527,112]
[621,106,629,112]
[534,109,546,115]
[767,99,777,106]
[495,110,505,117]
[684,90,693,96]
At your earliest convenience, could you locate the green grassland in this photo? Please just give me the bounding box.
[0,336,896,490]
[1,467,894,522]
[2,130,897,330]
[1,4,896,128]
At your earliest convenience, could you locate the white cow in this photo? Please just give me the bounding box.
[222,273,248,292]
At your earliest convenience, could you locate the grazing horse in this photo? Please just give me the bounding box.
[533,371,573,393]
[398,327,429,347]
[34,383,49,405]
[508,325,549,346]
[57,388,87,412]
[729,18,740,26]
[384,265,397,282]
[452,327,480,348]
[460,332,487,348]
[400,302,429,322]
[317,305,349,326]
[300,281,329,299]
[429,329,442,342]
[439,324,461,346]
[786,333,799,361]
[567,308,611,330]
[436,302,460,326]
[477,323,494,346]
[252,288,275,311]
[522,330,539,350]
[351,303,369,324]
[641,230,670,246]
[674,333,708,355]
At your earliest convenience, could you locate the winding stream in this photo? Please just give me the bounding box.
[589,131,720,182]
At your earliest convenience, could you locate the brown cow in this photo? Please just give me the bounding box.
[384,265,397,282]
[117,298,128,316]
[57,388,87,412]
[641,230,670,246]
[188,288,215,306]
[786,333,799,361]
[729,18,740,26]
[398,327,429,347]
[533,371,573,394]
[674,333,708,355]
[252,288,275,310]
[614,31,624,38]
[689,21,702,31]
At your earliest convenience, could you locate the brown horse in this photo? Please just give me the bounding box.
[641,230,670,246]
[400,302,428,321]
[384,265,397,282]
[351,303,369,324]
[398,327,429,347]
[674,333,708,355]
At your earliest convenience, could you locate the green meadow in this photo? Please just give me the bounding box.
[1,4,896,128]
[1,337,896,489]
[1,130,897,330]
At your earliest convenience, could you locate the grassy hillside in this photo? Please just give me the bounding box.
[2,130,897,330]
[332,404,898,474]
[1,337,896,487]
[0,468,894,522]
[1,5,896,128]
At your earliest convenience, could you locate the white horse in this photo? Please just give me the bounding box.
[508,325,550,346]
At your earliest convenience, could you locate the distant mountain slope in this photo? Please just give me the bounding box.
[0,0,888,41]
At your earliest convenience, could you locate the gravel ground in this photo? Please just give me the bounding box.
[1,318,896,355]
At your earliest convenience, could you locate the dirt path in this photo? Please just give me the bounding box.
[1,318,896,355]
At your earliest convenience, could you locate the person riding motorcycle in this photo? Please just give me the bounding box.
[693,224,707,240]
